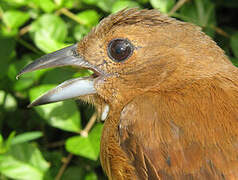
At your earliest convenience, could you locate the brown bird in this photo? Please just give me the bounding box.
[18,9,238,179]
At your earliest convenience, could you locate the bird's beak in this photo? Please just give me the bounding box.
[17,44,101,107]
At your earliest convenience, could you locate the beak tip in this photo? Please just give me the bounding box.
[16,67,29,80]
[27,104,32,108]
[16,73,21,80]
[27,101,38,108]
[28,97,49,108]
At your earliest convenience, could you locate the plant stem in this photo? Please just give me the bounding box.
[47,140,65,148]
[169,0,189,16]
[80,112,97,137]
[16,37,42,55]
[57,8,84,25]
[19,25,30,36]
[55,153,73,180]
[210,25,229,38]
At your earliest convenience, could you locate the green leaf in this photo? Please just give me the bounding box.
[61,0,82,9]
[72,69,93,78]
[29,85,81,132]
[42,150,62,177]
[99,0,115,12]
[150,0,175,13]
[76,10,100,27]
[30,14,68,53]
[66,123,103,160]
[0,36,15,60]
[111,0,141,13]
[73,25,90,41]
[0,135,3,146]
[8,54,47,91]
[178,0,216,37]
[0,36,15,78]
[54,0,64,6]
[0,143,50,180]
[0,135,3,154]
[0,91,17,112]
[34,33,68,54]
[33,0,56,13]
[82,0,115,12]
[61,166,85,180]
[0,25,18,37]
[5,132,16,148]
[41,68,75,84]
[11,132,43,145]
[1,0,31,7]
[82,0,97,5]
[3,10,30,29]
[0,132,16,154]
[231,33,238,58]
[230,57,238,67]
[85,172,97,180]
[138,0,149,4]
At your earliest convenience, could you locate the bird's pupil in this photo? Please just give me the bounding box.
[107,39,133,62]
[115,45,125,54]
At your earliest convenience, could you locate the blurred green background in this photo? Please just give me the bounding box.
[0,0,238,179]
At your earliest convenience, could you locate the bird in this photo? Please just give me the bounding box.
[17,8,238,179]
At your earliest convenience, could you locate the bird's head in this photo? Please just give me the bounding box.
[17,9,230,115]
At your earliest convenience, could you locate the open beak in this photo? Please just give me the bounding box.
[17,44,101,107]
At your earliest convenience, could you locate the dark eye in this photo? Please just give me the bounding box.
[107,38,134,62]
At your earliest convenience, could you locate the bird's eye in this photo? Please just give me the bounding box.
[107,38,134,62]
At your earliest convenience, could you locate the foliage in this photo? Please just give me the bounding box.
[0,0,238,179]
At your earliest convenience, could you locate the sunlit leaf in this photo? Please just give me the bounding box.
[111,0,141,13]
[0,143,50,180]
[77,10,100,27]
[54,0,64,6]
[82,0,97,5]
[85,172,97,180]
[8,54,47,91]
[29,85,81,132]
[0,132,16,154]
[150,0,175,13]
[0,25,18,37]
[0,91,17,111]
[73,24,90,41]
[30,14,68,53]
[3,10,30,29]
[84,0,114,12]
[33,0,56,13]
[0,135,3,146]
[1,0,31,7]
[66,123,103,160]
[11,131,43,145]
[62,0,83,9]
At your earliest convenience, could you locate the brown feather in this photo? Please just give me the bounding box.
[75,9,238,179]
